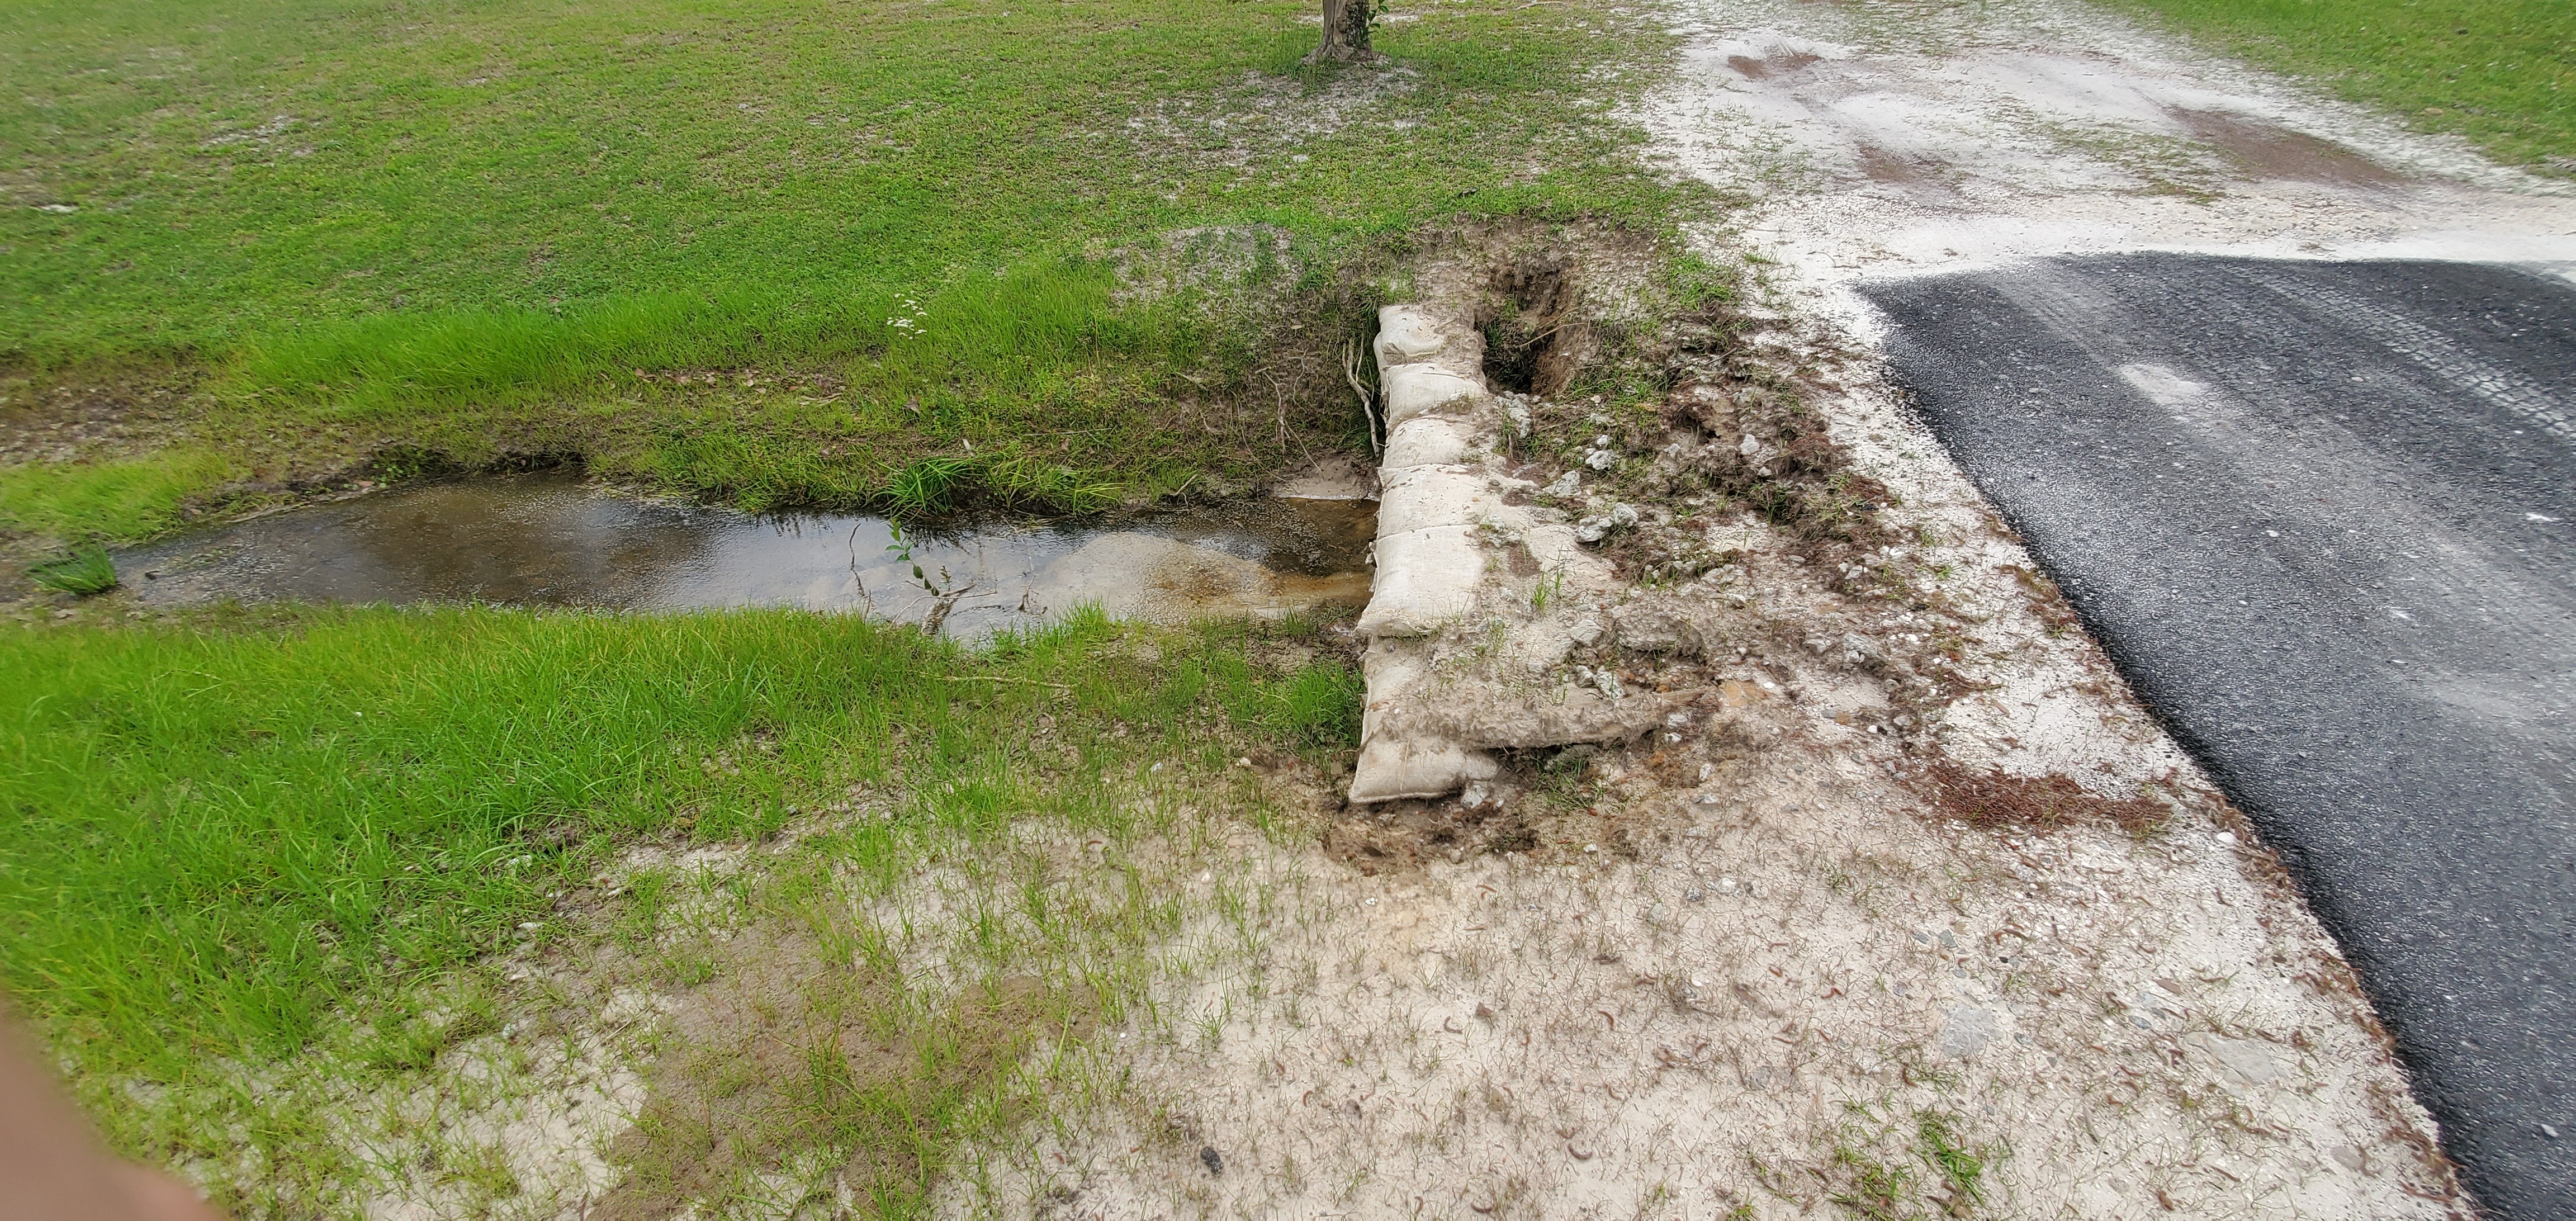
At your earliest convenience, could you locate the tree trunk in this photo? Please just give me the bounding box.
[1308,0,1376,64]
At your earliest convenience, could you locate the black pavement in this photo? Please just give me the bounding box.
[1861,254,2575,1219]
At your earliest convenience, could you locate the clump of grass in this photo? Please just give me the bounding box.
[1915,1111,1996,1211]
[883,455,976,517]
[29,546,119,595]
[1775,1106,2005,1219]
[1269,660,1365,747]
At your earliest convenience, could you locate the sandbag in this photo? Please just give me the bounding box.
[1357,525,1483,637]
[1347,735,1499,803]
[1384,415,1476,470]
[1381,365,1486,425]
[1375,307,1451,363]
[1376,465,1486,535]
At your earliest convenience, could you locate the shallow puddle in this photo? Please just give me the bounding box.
[115,472,1377,637]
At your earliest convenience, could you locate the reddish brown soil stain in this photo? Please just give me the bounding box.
[1916,760,2168,835]
[2171,108,2407,188]
[1726,50,1821,80]
[1855,143,1951,189]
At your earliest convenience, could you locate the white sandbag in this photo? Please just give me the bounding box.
[1358,525,1483,636]
[1383,415,1476,470]
[1381,365,1486,425]
[1347,734,1498,803]
[1384,415,1474,470]
[1358,643,1427,745]
[1375,306,1450,363]
[1376,465,1485,535]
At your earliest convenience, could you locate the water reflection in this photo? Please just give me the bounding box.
[117,472,1377,637]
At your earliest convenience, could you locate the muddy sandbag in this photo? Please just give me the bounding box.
[1374,305,1490,426]
[1384,416,1477,470]
[1348,735,1498,803]
[1375,465,1486,535]
[1379,366,1486,425]
[1404,683,1681,751]
[1375,307,1453,363]
[1607,595,1735,656]
[1357,525,1484,637]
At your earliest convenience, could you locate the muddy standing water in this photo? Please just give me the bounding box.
[115,472,1377,637]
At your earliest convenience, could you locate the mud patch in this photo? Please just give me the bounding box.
[1725,49,1820,79]
[1476,259,1588,397]
[1855,142,1953,190]
[0,364,197,467]
[2171,108,2407,187]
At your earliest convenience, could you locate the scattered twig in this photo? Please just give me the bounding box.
[1343,340,1382,458]
[937,675,1072,690]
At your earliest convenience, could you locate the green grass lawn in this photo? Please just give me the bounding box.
[2,0,1689,538]
[0,603,1360,1211]
[0,1,1678,1206]
[2101,0,2574,173]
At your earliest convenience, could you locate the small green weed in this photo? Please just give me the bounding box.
[1916,1111,1997,1210]
[1782,1106,2006,1219]
[1531,566,1566,614]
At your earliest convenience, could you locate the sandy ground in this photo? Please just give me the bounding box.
[915,2,2576,1215]
[934,357,2467,1217]
[1633,0,2576,326]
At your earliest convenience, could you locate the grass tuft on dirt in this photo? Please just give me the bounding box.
[26,545,119,596]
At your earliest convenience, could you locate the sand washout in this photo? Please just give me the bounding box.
[927,262,2467,1221]
[914,4,2563,1210]
[1630,0,2576,335]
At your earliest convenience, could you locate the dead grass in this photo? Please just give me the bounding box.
[1916,760,2169,836]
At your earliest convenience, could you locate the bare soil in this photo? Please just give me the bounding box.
[929,228,2468,1218]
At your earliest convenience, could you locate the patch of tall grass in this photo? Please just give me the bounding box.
[0,607,1356,1083]
[230,261,1186,423]
[0,451,234,541]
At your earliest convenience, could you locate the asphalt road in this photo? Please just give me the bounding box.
[1861,254,2576,1219]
